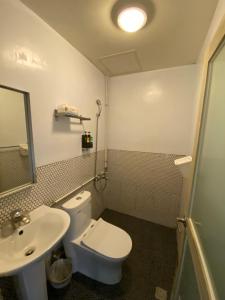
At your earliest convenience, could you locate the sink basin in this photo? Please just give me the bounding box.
[0,205,70,276]
[0,205,70,300]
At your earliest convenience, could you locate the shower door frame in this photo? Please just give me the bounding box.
[172,14,225,300]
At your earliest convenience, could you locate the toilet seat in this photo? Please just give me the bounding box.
[81,218,132,260]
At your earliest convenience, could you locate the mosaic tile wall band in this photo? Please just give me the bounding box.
[0,149,182,229]
[104,149,183,228]
[0,151,105,223]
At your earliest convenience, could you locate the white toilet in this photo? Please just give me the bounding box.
[61,191,132,284]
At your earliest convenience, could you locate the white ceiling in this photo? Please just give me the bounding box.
[21,0,218,76]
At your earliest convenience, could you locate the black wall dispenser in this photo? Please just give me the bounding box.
[82,131,93,149]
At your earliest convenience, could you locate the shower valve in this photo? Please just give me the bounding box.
[95,172,107,182]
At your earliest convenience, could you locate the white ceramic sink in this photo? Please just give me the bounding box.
[0,205,70,300]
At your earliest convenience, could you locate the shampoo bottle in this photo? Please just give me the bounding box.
[87,132,91,148]
[82,131,87,148]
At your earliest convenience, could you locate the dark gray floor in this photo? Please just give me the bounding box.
[48,209,177,300]
[0,209,177,300]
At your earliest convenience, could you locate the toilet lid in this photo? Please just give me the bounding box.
[81,218,132,259]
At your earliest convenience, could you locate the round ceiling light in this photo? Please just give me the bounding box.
[117,6,147,33]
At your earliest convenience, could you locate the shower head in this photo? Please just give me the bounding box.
[96,99,101,105]
[96,99,102,117]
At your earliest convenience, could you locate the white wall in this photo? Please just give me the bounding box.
[108,65,198,155]
[0,0,105,166]
[0,89,27,147]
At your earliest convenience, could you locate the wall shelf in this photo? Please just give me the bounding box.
[54,109,91,123]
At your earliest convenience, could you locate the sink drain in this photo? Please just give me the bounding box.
[25,247,35,256]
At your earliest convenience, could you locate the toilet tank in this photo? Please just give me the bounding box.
[61,191,92,240]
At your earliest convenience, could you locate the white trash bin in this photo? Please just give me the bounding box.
[48,258,72,289]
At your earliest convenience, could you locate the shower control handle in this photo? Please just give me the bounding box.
[176,217,187,226]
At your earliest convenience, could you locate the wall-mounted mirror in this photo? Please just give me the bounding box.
[0,85,36,196]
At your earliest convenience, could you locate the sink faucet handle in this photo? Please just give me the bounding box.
[22,212,31,225]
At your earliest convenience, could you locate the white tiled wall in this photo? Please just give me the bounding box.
[105,150,183,228]
[105,65,198,227]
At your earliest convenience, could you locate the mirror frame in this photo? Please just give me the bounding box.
[0,84,36,198]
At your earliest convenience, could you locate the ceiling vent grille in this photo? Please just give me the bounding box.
[98,50,142,76]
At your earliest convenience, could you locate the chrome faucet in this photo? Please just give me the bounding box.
[1,209,31,238]
[10,209,31,228]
